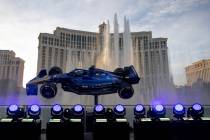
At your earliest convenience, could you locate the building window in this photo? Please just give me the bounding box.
[42,36,48,44]
[49,38,54,45]
[161,41,166,48]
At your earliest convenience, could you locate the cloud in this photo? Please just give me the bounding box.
[129,0,210,85]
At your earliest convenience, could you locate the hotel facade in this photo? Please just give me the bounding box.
[185,59,210,86]
[0,50,24,88]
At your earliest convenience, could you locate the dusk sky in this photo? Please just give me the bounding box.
[0,0,210,87]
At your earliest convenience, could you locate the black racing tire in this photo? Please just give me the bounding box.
[118,86,134,99]
[40,83,57,98]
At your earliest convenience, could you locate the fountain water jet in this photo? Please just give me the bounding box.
[122,16,134,67]
[96,20,112,70]
[113,13,120,68]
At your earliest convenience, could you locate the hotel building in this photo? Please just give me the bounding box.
[0,50,24,88]
[185,59,210,86]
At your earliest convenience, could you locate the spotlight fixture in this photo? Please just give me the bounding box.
[188,103,204,118]
[51,104,63,118]
[192,104,202,112]
[154,104,166,116]
[173,104,185,119]
[94,104,105,115]
[7,104,19,118]
[72,104,84,116]
[114,104,126,117]
[148,104,166,118]
[134,104,145,118]
[28,104,41,119]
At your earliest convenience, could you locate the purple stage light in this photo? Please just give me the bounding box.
[115,104,125,112]
[173,104,185,117]
[7,104,19,118]
[9,104,18,112]
[51,104,63,117]
[53,104,62,112]
[155,104,164,112]
[174,104,184,112]
[73,104,83,113]
[134,104,145,117]
[135,104,144,112]
[28,104,41,118]
[30,104,40,112]
[95,104,104,113]
[114,104,126,117]
[150,104,166,117]
[188,103,204,117]
[192,103,202,111]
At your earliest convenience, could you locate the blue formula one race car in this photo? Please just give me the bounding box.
[26,65,140,99]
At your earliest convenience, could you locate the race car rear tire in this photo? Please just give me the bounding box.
[118,86,134,99]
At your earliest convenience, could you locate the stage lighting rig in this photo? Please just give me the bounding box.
[94,104,105,116]
[28,105,41,119]
[7,104,25,119]
[72,104,84,117]
[173,104,185,119]
[147,104,166,119]
[134,104,145,119]
[2,104,41,140]
[7,104,18,117]
[51,104,63,118]
[113,104,126,118]
[47,104,85,140]
[187,103,204,119]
